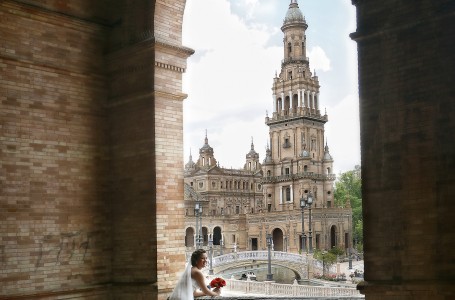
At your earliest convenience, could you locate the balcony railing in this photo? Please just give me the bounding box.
[261,172,336,183]
[281,56,309,65]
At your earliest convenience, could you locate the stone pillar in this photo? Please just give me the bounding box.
[297,89,301,107]
[351,0,455,299]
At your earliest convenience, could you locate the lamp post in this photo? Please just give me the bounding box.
[194,202,202,248]
[208,236,214,275]
[307,192,314,253]
[266,234,274,281]
[300,191,314,253]
[300,198,307,253]
[348,247,353,269]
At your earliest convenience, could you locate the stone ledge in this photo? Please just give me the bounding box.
[199,297,363,300]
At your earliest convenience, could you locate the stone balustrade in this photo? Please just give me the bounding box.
[197,278,363,299]
[225,279,362,298]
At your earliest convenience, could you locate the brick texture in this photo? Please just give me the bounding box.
[0,0,111,296]
[1,0,191,299]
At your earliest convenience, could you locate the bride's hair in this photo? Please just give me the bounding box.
[191,249,206,266]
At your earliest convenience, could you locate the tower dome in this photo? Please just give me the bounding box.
[199,131,213,156]
[283,0,307,28]
[323,142,333,161]
[284,1,303,22]
[246,139,259,159]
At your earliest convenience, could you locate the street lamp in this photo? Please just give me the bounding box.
[307,192,314,253]
[300,197,307,253]
[266,234,274,281]
[348,247,353,270]
[300,191,314,253]
[208,236,214,275]
[194,202,202,248]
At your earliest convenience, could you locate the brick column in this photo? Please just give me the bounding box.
[351,0,455,299]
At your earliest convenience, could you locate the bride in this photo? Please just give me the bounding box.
[168,249,221,299]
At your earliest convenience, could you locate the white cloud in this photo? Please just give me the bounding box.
[308,46,331,72]
[325,94,361,174]
[182,0,360,174]
[183,0,281,166]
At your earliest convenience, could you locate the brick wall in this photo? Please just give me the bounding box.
[0,0,111,296]
[1,0,191,299]
[351,0,455,299]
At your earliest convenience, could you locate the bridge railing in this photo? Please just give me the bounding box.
[213,251,307,268]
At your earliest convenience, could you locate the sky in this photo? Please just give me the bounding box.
[182,0,360,175]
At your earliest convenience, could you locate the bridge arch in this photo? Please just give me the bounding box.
[212,251,309,280]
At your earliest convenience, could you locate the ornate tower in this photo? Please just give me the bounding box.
[263,0,335,212]
[244,138,261,172]
[197,131,217,169]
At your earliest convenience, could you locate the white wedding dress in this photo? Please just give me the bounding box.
[168,262,195,300]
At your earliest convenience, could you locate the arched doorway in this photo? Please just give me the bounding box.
[202,227,208,246]
[185,227,194,247]
[272,228,284,251]
[213,226,222,245]
[330,225,337,249]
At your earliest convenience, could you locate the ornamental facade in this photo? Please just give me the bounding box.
[184,0,352,255]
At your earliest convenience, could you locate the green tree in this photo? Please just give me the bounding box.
[334,165,363,247]
[314,249,337,276]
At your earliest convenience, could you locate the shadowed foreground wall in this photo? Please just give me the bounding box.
[0,0,191,299]
[351,0,455,299]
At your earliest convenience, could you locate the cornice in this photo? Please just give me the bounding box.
[154,36,195,57]
[154,90,188,102]
[155,61,186,73]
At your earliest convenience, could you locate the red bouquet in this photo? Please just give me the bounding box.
[210,277,226,289]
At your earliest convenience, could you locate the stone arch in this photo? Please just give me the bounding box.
[185,226,195,247]
[213,226,222,245]
[284,95,290,112]
[271,228,285,251]
[202,226,208,246]
[330,225,337,249]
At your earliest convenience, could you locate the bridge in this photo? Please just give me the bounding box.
[212,251,320,280]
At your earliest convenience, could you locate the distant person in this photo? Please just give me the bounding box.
[168,249,221,299]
